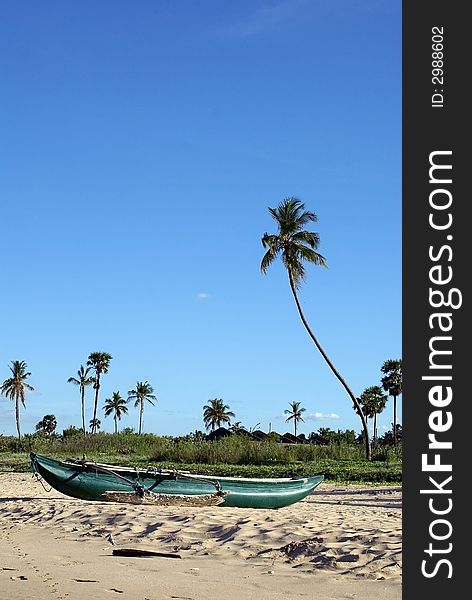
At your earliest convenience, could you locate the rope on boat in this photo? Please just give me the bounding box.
[70,458,222,492]
[33,472,53,493]
[30,457,52,492]
[86,463,148,497]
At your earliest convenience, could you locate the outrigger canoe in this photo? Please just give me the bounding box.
[30,453,323,509]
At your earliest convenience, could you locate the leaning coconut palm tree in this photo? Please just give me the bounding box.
[359,386,387,448]
[284,401,306,438]
[127,381,157,435]
[87,352,112,434]
[67,365,95,434]
[381,359,402,448]
[103,392,129,434]
[261,198,371,459]
[203,398,235,431]
[1,360,34,440]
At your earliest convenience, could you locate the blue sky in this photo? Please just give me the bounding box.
[0,0,401,438]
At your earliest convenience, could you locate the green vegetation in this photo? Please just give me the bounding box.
[0,431,401,484]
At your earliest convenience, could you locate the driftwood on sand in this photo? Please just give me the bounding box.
[112,548,181,559]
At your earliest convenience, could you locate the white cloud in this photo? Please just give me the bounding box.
[197,292,210,300]
[275,411,340,422]
[218,0,307,38]
[306,412,341,421]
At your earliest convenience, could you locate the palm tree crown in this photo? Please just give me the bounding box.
[203,398,235,431]
[103,392,129,433]
[1,360,34,439]
[67,365,95,434]
[261,198,372,459]
[284,401,306,438]
[261,198,327,287]
[127,381,157,435]
[87,352,112,433]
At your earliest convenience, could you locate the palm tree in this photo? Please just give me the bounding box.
[359,386,387,448]
[89,417,101,432]
[1,360,34,439]
[87,352,112,433]
[230,421,247,434]
[127,381,157,435]
[35,414,57,435]
[103,392,129,433]
[67,365,95,434]
[261,198,371,459]
[284,401,306,438]
[381,359,402,447]
[203,398,235,431]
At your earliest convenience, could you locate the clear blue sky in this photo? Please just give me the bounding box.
[0,0,401,438]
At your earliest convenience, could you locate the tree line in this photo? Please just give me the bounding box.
[198,376,402,449]
[0,353,157,438]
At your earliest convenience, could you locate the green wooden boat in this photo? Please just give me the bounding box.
[30,453,323,509]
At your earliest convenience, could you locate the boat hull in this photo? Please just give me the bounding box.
[30,453,323,509]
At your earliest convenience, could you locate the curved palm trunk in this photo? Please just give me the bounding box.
[288,274,372,460]
[393,395,397,447]
[81,386,86,435]
[15,396,21,440]
[92,376,100,434]
[373,413,377,448]
[294,420,297,438]
[114,415,118,434]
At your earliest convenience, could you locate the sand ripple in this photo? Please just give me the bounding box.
[0,473,401,581]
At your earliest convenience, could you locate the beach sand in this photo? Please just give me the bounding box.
[0,473,401,599]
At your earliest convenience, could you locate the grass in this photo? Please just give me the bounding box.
[0,432,402,484]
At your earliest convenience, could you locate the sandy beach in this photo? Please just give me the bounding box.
[0,473,401,599]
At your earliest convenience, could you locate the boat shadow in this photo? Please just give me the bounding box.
[306,488,402,510]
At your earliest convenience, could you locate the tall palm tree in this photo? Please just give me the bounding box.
[1,360,34,439]
[87,352,112,433]
[127,381,157,435]
[261,198,371,459]
[103,392,129,433]
[284,401,306,438]
[203,398,235,431]
[67,365,95,434]
[359,386,387,448]
[381,359,402,447]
